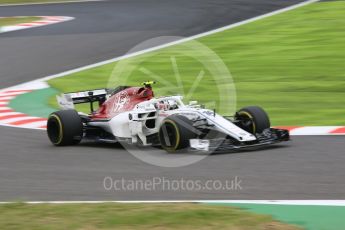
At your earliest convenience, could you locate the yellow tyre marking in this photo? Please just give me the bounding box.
[238,111,256,134]
[161,119,180,152]
[49,114,63,145]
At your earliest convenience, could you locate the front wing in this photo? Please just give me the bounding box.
[189,128,290,153]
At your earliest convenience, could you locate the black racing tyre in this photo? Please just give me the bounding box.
[235,106,270,134]
[47,110,83,146]
[159,115,197,152]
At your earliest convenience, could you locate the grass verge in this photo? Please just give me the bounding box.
[227,203,345,230]
[47,1,345,126]
[0,203,301,230]
[0,16,41,27]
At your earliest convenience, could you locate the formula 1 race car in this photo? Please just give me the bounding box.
[47,81,289,153]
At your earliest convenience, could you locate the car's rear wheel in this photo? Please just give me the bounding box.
[235,106,270,134]
[47,110,83,146]
[159,115,197,152]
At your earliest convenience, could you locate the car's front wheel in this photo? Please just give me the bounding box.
[235,106,270,134]
[47,110,83,146]
[158,115,197,152]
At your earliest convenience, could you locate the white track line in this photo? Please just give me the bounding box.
[0,0,104,7]
[0,200,344,206]
[202,200,345,206]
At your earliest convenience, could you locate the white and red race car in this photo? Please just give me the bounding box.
[47,82,289,153]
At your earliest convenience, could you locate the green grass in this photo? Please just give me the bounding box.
[0,0,81,4]
[48,1,345,126]
[0,203,300,230]
[0,17,41,26]
[225,203,345,230]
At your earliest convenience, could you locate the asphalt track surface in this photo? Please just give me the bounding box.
[1,0,344,201]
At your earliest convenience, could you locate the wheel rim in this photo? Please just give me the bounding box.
[47,115,63,145]
[237,111,256,134]
[159,120,180,151]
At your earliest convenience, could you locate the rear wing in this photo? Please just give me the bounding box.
[56,89,108,110]
[56,86,130,110]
